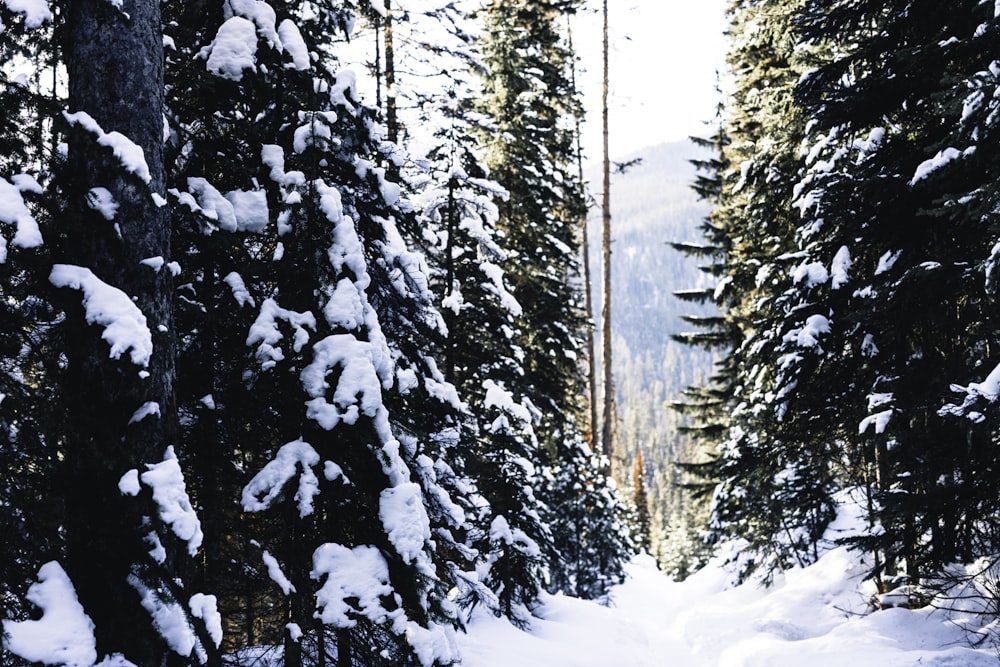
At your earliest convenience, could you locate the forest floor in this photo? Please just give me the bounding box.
[459,504,1000,666]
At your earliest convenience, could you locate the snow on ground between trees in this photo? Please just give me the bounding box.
[6,493,999,666]
[460,508,1000,667]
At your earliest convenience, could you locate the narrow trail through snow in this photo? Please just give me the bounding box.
[459,551,999,666]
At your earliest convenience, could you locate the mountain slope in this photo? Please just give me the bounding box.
[584,140,718,569]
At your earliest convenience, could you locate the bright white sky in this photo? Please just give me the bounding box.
[574,0,729,164]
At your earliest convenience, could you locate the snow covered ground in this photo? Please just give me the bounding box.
[460,549,1000,667]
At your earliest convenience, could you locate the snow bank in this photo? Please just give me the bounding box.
[460,544,999,666]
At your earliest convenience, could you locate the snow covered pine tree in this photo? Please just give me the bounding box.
[2,0,220,663]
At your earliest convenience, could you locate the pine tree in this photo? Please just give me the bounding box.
[476,0,589,448]
[163,1,478,662]
[476,0,632,600]
[416,124,552,624]
[681,0,839,583]
[689,0,1000,595]
[791,0,1000,586]
[0,0,64,630]
[233,77,464,666]
[1,0,219,661]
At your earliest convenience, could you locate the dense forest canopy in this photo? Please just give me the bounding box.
[0,0,631,664]
[7,0,1000,664]
[673,0,1000,608]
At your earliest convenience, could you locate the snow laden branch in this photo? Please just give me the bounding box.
[49,264,153,366]
[175,177,268,233]
[141,446,204,556]
[198,0,310,81]
[0,174,44,262]
[113,445,220,663]
[0,0,53,29]
[311,543,457,667]
[241,438,321,517]
[63,111,153,184]
[127,575,220,663]
[1,562,97,667]
[939,361,1000,423]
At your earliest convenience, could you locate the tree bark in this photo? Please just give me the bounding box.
[59,0,178,662]
[382,0,401,185]
[600,0,615,461]
[383,0,398,145]
[566,16,598,447]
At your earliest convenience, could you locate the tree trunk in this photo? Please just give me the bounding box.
[566,13,599,448]
[383,0,398,145]
[382,0,400,185]
[59,0,178,661]
[444,177,457,380]
[599,0,615,461]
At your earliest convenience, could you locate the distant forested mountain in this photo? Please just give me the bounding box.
[586,140,718,574]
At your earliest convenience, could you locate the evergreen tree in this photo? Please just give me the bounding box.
[680,0,838,583]
[0,0,64,630]
[2,0,219,661]
[417,140,552,624]
[161,1,485,663]
[476,0,589,447]
[791,0,1000,586]
[476,0,631,600]
[668,104,735,566]
[396,0,558,624]
[1,1,654,662]
[684,0,1000,596]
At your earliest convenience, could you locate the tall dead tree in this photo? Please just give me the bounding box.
[599,0,615,461]
[383,0,398,144]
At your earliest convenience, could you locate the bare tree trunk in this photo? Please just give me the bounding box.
[600,0,615,461]
[566,15,598,447]
[444,177,457,380]
[384,0,398,144]
[374,13,383,110]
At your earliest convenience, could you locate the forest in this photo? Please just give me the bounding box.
[675,0,1000,608]
[0,0,632,665]
[8,0,1000,665]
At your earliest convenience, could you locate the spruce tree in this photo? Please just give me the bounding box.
[792,0,1000,586]
[164,0,476,661]
[0,0,63,630]
[476,0,589,447]
[2,0,219,661]
[682,0,838,583]
[476,0,631,600]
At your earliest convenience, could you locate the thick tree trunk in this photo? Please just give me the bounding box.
[59,0,178,662]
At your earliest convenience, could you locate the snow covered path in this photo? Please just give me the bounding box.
[459,550,1000,667]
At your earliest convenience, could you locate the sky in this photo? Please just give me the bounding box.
[574,0,729,164]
